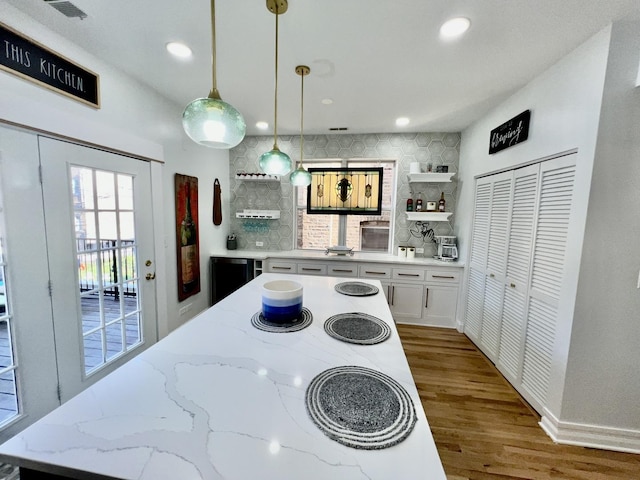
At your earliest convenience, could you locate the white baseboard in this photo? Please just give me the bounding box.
[541,408,640,454]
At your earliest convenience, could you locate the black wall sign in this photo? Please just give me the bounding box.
[489,110,530,154]
[0,22,100,108]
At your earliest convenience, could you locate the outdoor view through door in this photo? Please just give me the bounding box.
[296,160,394,251]
[0,188,18,425]
[72,167,142,374]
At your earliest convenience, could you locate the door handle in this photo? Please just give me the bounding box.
[425,288,429,308]
[390,286,395,305]
[145,272,156,280]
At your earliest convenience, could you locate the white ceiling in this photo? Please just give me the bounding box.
[6,0,640,136]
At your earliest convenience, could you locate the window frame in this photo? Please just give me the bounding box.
[294,158,396,253]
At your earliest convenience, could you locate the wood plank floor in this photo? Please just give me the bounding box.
[396,324,640,480]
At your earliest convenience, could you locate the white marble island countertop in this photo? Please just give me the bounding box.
[0,274,446,480]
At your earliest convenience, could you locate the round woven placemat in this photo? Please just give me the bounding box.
[251,307,312,333]
[324,312,391,345]
[334,281,379,296]
[305,365,416,449]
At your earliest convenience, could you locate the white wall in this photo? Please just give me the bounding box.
[0,4,230,334]
[562,19,640,431]
[457,27,611,419]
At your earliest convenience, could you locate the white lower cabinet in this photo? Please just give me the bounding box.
[265,257,462,327]
[423,284,459,328]
[266,260,296,273]
[327,263,358,277]
[387,282,424,321]
[297,263,327,276]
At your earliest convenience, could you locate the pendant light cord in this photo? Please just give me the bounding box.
[209,0,220,99]
[299,70,304,167]
[273,6,280,149]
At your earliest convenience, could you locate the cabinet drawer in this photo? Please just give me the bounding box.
[267,261,297,273]
[358,264,392,279]
[426,269,461,283]
[392,267,425,282]
[297,263,327,276]
[327,263,358,277]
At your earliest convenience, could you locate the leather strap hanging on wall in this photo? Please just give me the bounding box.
[213,179,222,225]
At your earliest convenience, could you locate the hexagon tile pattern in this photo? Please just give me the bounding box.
[228,132,460,257]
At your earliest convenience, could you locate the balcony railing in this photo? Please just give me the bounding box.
[76,239,137,298]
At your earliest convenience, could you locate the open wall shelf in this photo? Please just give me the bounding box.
[406,211,453,222]
[235,173,280,182]
[236,210,281,219]
[407,172,455,183]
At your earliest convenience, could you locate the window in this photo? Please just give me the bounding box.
[0,185,19,425]
[295,159,395,252]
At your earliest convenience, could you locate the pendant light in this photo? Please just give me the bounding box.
[259,0,293,176]
[182,0,246,149]
[290,65,312,187]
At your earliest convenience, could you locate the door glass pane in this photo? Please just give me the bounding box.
[105,321,123,361]
[118,175,133,210]
[96,171,116,210]
[0,191,19,425]
[119,212,135,241]
[71,167,142,375]
[125,313,141,347]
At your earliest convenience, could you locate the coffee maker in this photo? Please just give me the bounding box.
[435,235,458,261]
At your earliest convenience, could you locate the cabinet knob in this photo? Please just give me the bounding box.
[510,282,516,288]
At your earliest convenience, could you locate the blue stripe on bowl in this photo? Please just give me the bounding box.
[262,295,303,308]
[262,302,303,323]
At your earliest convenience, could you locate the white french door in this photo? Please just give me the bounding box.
[39,137,158,402]
[0,127,159,442]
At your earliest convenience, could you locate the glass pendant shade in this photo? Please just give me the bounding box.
[259,147,293,175]
[182,97,246,149]
[290,165,312,186]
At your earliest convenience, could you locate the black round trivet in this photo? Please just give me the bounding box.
[334,281,379,297]
[251,307,312,333]
[305,365,416,449]
[324,312,391,345]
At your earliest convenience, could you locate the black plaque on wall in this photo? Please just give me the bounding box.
[0,22,100,108]
[489,110,530,154]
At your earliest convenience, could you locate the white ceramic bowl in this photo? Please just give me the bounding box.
[261,280,303,323]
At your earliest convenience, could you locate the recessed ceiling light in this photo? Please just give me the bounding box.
[396,117,410,127]
[166,42,192,58]
[440,17,471,39]
[256,121,269,130]
[321,98,334,105]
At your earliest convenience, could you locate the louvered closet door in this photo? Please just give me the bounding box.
[521,154,576,410]
[479,172,513,361]
[463,178,492,341]
[497,164,540,382]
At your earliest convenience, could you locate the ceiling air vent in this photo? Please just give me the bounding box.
[329,127,348,131]
[44,0,88,20]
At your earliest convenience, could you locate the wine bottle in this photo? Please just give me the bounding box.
[181,182,197,293]
[415,192,423,211]
[406,197,413,211]
[438,192,446,212]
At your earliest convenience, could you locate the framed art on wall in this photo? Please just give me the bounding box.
[175,174,200,301]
